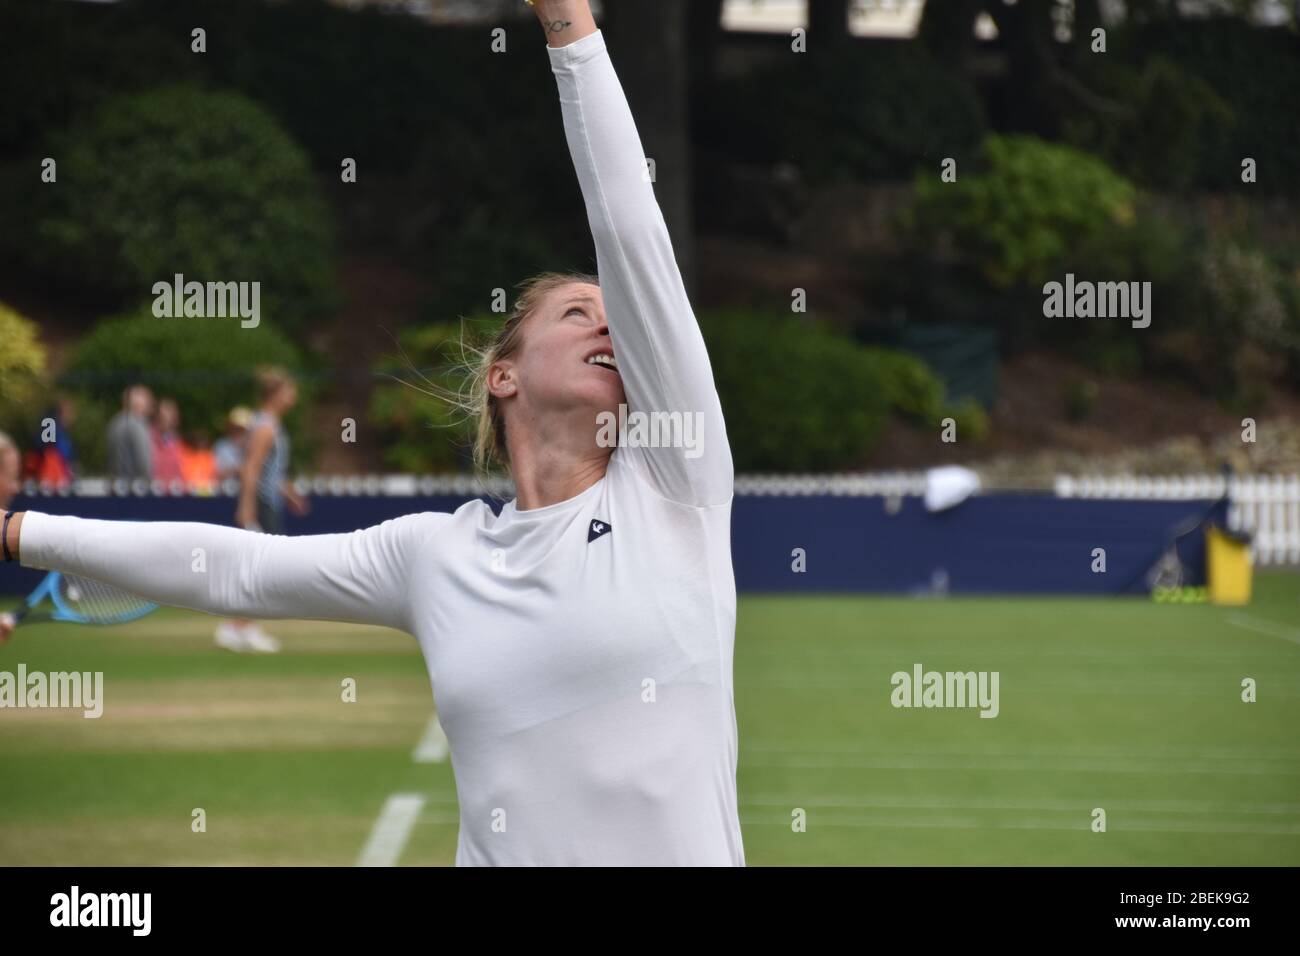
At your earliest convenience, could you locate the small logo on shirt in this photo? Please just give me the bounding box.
[588,519,612,543]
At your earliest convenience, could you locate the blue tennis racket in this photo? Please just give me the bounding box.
[7,571,158,630]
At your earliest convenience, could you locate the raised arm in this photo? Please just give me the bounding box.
[5,510,438,634]
[533,2,733,507]
[529,0,597,48]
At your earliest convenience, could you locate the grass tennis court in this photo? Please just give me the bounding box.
[1,575,1297,866]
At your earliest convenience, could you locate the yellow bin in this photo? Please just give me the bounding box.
[1207,525,1252,606]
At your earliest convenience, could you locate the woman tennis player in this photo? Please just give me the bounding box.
[0,0,742,866]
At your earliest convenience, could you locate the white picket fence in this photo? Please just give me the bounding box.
[1055,474,1300,566]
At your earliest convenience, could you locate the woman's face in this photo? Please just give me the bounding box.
[272,382,298,412]
[157,400,180,431]
[492,282,626,437]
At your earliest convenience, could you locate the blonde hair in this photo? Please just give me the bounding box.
[430,272,599,479]
[255,365,295,403]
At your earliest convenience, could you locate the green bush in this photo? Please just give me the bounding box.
[59,310,314,467]
[700,311,891,471]
[1200,244,1291,352]
[1153,242,1296,407]
[0,303,49,439]
[910,135,1137,291]
[705,42,985,184]
[1039,210,1297,407]
[1066,202,1192,285]
[1043,202,1198,359]
[27,86,336,328]
[0,303,47,412]
[63,400,112,476]
[865,345,988,443]
[867,349,946,426]
[944,398,990,446]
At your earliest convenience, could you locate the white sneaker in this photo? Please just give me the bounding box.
[215,621,250,652]
[242,625,282,654]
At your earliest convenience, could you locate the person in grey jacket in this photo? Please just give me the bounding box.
[105,385,155,481]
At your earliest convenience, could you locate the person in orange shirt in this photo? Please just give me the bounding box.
[179,431,218,494]
[22,396,77,487]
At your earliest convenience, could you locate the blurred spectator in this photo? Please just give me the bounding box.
[106,385,155,480]
[180,430,218,493]
[150,398,185,485]
[219,370,308,655]
[213,406,254,481]
[0,430,20,511]
[22,394,78,487]
[237,368,308,535]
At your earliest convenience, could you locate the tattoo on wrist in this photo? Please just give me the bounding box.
[543,19,573,34]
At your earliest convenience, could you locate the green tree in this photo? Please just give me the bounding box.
[911,135,1136,290]
[0,303,48,434]
[28,86,337,330]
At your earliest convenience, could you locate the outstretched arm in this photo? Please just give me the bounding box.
[534,2,734,508]
[4,510,438,634]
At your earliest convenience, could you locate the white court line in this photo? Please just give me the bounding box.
[739,794,1300,814]
[412,714,449,763]
[736,677,1280,696]
[1225,613,1300,647]
[739,753,1300,775]
[745,647,1282,663]
[356,793,426,867]
[744,741,1300,760]
[357,716,453,865]
[739,814,1300,835]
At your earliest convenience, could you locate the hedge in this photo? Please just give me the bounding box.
[25,85,337,330]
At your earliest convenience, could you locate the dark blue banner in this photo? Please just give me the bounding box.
[0,492,1223,597]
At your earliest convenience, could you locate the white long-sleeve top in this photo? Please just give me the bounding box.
[19,30,743,867]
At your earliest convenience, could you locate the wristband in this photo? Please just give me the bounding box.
[2,511,13,563]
